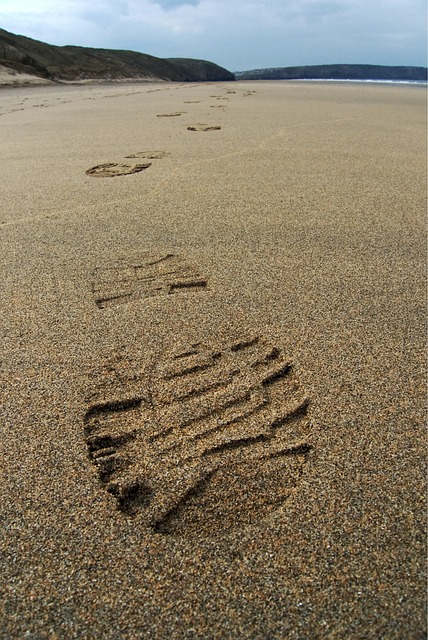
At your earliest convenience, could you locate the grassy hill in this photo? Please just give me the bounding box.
[0,28,235,83]
[235,64,427,82]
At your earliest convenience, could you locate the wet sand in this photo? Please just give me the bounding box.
[1,80,426,638]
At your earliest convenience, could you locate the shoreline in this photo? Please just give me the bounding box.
[1,64,426,89]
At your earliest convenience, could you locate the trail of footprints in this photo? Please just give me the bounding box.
[84,87,312,537]
[84,336,312,537]
[86,89,226,175]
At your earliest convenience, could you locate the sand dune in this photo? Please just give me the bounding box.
[0,63,53,86]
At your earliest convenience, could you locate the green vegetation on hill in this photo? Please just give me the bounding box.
[235,64,427,82]
[0,28,234,82]
[166,58,234,82]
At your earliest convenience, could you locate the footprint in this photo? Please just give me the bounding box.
[84,336,312,537]
[187,125,221,132]
[156,112,184,117]
[125,151,170,160]
[91,252,208,308]
[86,163,151,178]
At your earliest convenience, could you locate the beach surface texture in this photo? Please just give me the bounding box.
[1,80,426,639]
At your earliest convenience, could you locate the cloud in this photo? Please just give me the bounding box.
[152,0,200,9]
[0,0,426,69]
[74,0,129,29]
[289,1,345,23]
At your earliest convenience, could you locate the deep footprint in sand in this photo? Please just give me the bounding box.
[83,336,312,537]
[91,251,208,308]
[86,163,151,177]
[187,124,221,132]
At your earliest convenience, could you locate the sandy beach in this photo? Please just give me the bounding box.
[1,80,426,638]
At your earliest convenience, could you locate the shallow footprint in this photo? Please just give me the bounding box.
[156,112,184,117]
[125,151,170,160]
[86,163,151,177]
[91,251,208,308]
[187,124,221,132]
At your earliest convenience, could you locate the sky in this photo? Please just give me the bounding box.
[0,0,426,72]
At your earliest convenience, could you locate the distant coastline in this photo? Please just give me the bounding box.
[235,64,427,83]
[272,79,427,86]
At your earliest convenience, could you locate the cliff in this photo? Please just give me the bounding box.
[0,28,235,84]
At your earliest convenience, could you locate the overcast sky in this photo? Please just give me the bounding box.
[0,0,426,71]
